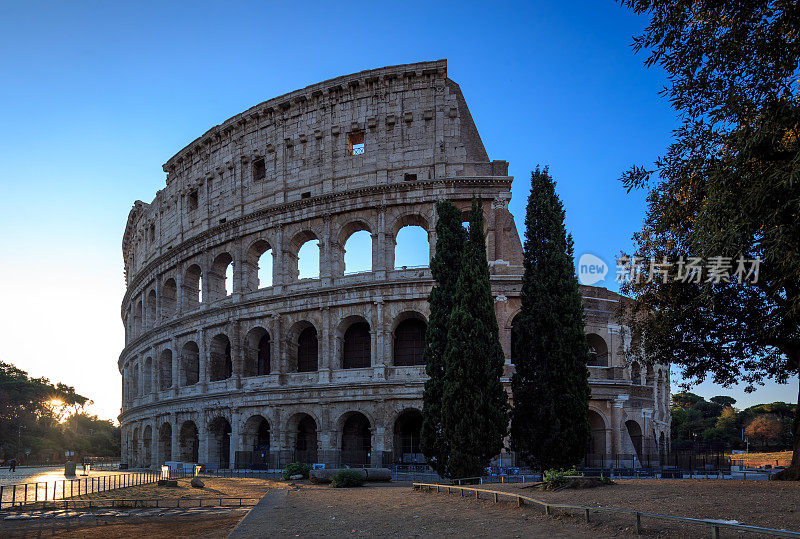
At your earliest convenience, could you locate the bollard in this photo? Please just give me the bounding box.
[635,513,642,534]
[545,505,551,516]
[711,524,720,539]
[517,496,523,507]
[585,508,590,523]
[494,492,498,503]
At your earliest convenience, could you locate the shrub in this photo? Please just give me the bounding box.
[542,467,581,489]
[330,469,365,488]
[281,462,312,480]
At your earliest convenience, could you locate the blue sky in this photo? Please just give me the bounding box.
[0,1,795,420]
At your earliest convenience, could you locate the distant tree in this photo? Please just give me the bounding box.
[510,167,591,470]
[746,416,784,449]
[618,0,800,479]
[420,201,466,476]
[440,199,509,478]
[711,396,737,408]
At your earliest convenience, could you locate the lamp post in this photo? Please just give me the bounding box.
[17,424,26,462]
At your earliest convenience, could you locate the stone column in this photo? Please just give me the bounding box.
[198,330,208,390]
[150,422,158,469]
[171,337,180,397]
[372,300,387,378]
[175,268,184,316]
[320,217,332,286]
[198,416,209,465]
[231,320,243,388]
[273,227,285,291]
[319,307,331,382]
[611,399,625,455]
[229,411,240,470]
[171,414,179,462]
[371,425,386,468]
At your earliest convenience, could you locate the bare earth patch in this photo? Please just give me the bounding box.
[71,476,282,502]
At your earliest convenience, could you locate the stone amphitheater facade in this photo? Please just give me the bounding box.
[119,60,670,471]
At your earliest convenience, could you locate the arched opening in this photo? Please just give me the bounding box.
[183,264,202,310]
[244,327,270,377]
[209,334,232,382]
[586,333,609,367]
[393,410,423,464]
[625,420,643,461]
[161,278,177,320]
[394,225,429,269]
[210,253,234,301]
[341,412,371,466]
[646,365,654,386]
[246,240,273,290]
[342,318,371,369]
[179,421,199,463]
[132,363,140,397]
[290,231,320,280]
[631,362,641,384]
[296,325,318,372]
[143,357,153,395]
[159,349,173,391]
[587,411,606,461]
[343,228,372,274]
[208,417,232,469]
[393,316,426,366]
[147,290,156,329]
[241,415,270,469]
[659,431,667,460]
[510,314,522,365]
[143,425,153,467]
[293,414,318,463]
[180,341,199,386]
[159,423,172,464]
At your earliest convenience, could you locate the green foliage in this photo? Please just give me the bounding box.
[329,469,365,488]
[439,199,509,478]
[510,167,591,471]
[0,360,116,461]
[542,467,581,488]
[618,0,800,478]
[420,201,466,477]
[281,462,312,479]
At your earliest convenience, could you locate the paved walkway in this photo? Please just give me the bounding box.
[1,505,250,521]
[227,489,288,538]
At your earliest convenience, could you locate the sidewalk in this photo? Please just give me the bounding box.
[227,489,288,538]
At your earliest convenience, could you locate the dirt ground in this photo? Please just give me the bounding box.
[75,476,277,502]
[5,478,800,537]
[728,450,793,467]
[488,478,800,532]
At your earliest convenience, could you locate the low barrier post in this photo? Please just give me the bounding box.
[635,513,642,535]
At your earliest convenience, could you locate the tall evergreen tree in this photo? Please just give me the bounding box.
[440,199,509,478]
[511,167,591,470]
[420,201,466,476]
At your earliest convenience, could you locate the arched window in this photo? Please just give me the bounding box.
[134,300,143,336]
[586,333,609,367]
[181,341,199,386]
[208,417,232,469]
[161,278,177,319]
[209,334,232,382]
[343,321,371,369]
[183,264,202,310]
[297,326,318,372]
[394,225,429,269]
[393,410,423,463]
[294,414,317,463]
[393,318,426,366]
[244,327,270,377]
[159,349,173,391]
[290,231,320,280]
[245,240,272,290]
[341,413,371,466]
[210,253,233,301]
[343,229,372,274]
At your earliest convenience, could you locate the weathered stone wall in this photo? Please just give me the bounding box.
[119,60,669,471]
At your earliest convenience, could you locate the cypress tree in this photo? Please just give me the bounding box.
[420,201,466,476]
[510,166,591,471]
[440,198,509,478]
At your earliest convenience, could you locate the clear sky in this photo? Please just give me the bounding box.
[0,1,795,422]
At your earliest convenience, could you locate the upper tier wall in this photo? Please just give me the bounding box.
[122,60,507,286]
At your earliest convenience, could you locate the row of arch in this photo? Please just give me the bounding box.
[127,409,424,469]
[123,314,427,402]
[125,216,434,342]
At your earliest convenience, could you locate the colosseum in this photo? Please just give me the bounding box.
[119,59,670,472]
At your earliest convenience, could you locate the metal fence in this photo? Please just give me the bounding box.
[0,471,161,509]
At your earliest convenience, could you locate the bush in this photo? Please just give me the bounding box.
[281,462,312,480]
[542,467,581,489]
[330,469,365,488]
